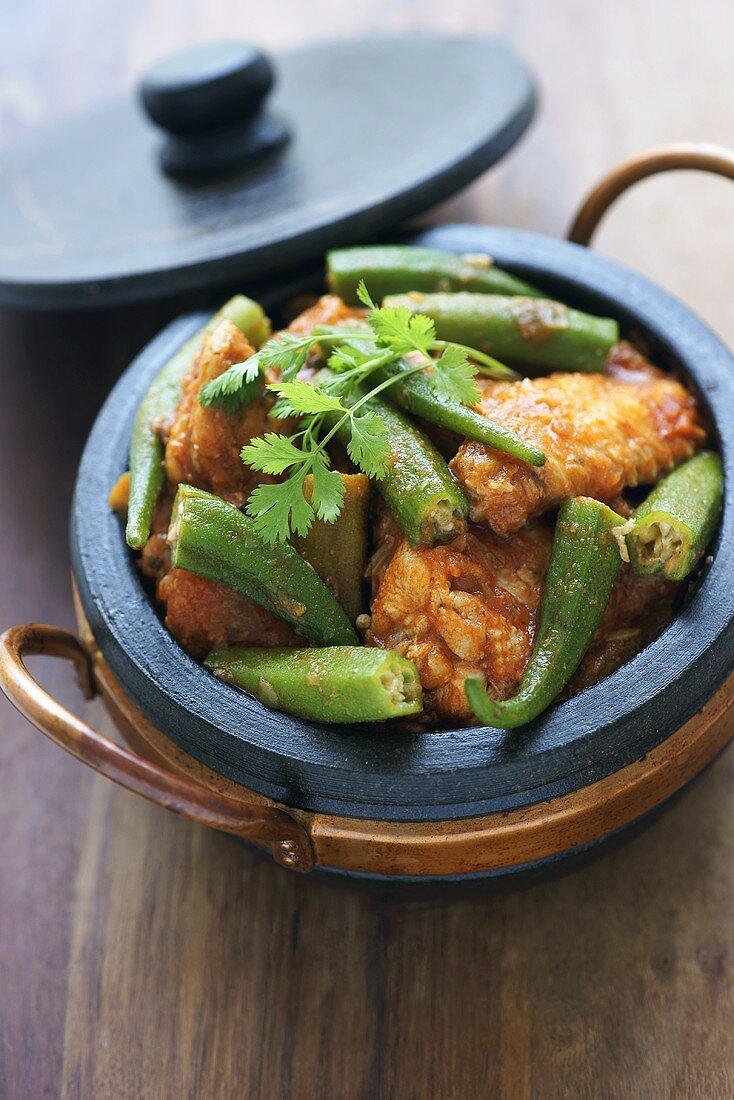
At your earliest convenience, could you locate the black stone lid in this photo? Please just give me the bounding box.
[0,35,536,309]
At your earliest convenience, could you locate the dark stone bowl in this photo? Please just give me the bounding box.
[71,225,734,824]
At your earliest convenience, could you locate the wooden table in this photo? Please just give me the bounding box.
[2,3,734,1096]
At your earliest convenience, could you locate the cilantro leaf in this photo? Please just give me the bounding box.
[259,334,313,380]
[327,344,373,374]
[267,380,345,416]
[199,354,262,412]
[356,280,377,310]
[241,433,306,476]
[245,473,314,542]
[347,410,391,479]
[430,346,481,406]
[231,288,492,543]
[270,397,297,420]
[319,370,360,402]
[310,453,345,524]
[368,304,436,357]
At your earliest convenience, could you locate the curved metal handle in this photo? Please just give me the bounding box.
[0,624,314,873]
[568,142,734,246]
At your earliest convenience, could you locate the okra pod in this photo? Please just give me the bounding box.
[616,451,723,580]
[327,245,542,302]
[314,329,546,469]
[126,295,272,550]
[375,398,469,546]
[372,359,546,467]
[316,370,468,547]
[383,292,619,373]
[294,472,370,623]
[168,485,358,646]
[205,646,423,722]
[465,497,623,729]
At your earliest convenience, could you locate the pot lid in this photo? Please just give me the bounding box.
[0,34,535,310]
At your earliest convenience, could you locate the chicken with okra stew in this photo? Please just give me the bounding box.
[109,246,722,727]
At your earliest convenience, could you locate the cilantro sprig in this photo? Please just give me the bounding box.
[199,282,506,543]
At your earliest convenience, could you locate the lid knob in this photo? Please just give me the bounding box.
[139,41,290,180]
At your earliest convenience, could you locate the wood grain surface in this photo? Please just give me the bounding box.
[1,2,733,1097]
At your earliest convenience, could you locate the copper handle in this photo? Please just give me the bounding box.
[568,142,734,246]
[0,624,314,873]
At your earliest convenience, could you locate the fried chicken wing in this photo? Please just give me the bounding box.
[136,489,298,659]
[368,515,680,723]
[367,518,553,720]
[162,297,363,507]
[146,299,365,659]
[450,343,706,536]
[162,320,289,507]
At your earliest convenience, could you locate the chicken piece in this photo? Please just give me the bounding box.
[367,518,553,721]
[158,569,299,661]
[283,293,367,384]
[162,320,288,507]
[450,343,706,536]
[162,297,364,505]
[368,515,680,723]
[146,298,366,658]
[136,487,296,659]
[285,293,364,337]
